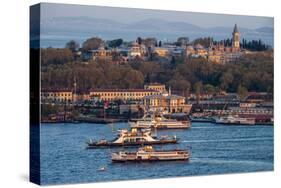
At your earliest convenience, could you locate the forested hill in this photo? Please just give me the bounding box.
[40,50,273,95]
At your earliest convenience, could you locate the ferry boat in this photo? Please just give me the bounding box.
[86,128,178,148]
[215,115,255,125]
[111,146,190,162]
[190,112,215,123]
[189,116,215,123]
[129,114,190,129]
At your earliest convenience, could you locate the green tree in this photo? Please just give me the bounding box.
[143,38,157,47]
[203,84,215,94]
[41,48,74,65]
[237,85,248,100]
[82,37,104,51]
[108,38,123,48]
[194,81,203,103]
[65,40,79,52]
[177,37,189,46]
[220,71,233,91]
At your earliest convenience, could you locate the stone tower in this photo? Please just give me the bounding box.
[232,24,240,49]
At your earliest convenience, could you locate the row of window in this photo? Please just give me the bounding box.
[92,92,157,97]
[41,93,72,97]
[147,87,165,91]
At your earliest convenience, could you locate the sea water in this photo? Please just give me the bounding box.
[40,122,273,185]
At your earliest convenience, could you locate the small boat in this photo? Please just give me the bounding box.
[86,128,178,148]
[97,166,106,171]
[111,146,190,162]
[215,115,255,125]
[129,114,190,129]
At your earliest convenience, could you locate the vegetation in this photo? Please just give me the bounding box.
[176,37,189,46]
[41,48,74,66]
[192,37,270,51]
[82,37,104,51]
[65,40,80,52]
[108,38,123,48]
[41,48,273,95]
[241,39,269,51]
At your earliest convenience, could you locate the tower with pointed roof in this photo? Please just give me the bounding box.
[232,24,240,49]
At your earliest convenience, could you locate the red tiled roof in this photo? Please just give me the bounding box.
[41,88,73,92]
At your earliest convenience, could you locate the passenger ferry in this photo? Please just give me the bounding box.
[129,114,190,129]
[111,146,190,162]
[215,115,255,125]
[87,128,178,148]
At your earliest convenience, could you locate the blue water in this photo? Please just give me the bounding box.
[40,122,273,185]
[39,31,273,48]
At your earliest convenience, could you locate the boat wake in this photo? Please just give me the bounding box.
[180,137,273,143]
[191,157,273,167]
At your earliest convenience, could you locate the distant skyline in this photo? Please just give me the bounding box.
[41,3,273,29]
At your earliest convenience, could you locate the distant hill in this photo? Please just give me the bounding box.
[40,17,273,47]
[254,27,274,33]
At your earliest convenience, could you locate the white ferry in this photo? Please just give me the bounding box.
[111,146,190,162]
[87,128,178,148]
[129,114,190,129]
[215,115,255,125]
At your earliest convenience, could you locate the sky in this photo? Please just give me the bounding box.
[40,3,273,29]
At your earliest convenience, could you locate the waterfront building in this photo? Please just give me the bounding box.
[41,88,73,103]
[143,91,192,113]
[144,83,166,93]
[244,92,273,104]
[89,89,160,101]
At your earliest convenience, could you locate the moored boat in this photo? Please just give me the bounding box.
[111,146,190,162]
[86,128,178,148]
[215,115,255,125]
[129,114,190,129]
[189,116,215,123]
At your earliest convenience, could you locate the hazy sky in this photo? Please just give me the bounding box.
[40,3,273,29]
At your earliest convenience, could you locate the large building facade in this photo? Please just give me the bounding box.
[41,88,73,102]
[89,89,160,101]
[143,92,192,113]
[144,83,166,93]
[186,24,242,64]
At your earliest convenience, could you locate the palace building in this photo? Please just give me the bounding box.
[41,88,73,102]
[128,41,147,59]
[89,89,160,101]
[207,24,242,64]
[144,83,166,93]
[143,91,192,113]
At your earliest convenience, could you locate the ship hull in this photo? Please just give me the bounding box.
[112,150,190,162]
[112,157,189,162]
[130,122,191,129]
[87,140,178,148]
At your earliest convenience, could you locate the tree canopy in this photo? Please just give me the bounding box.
[41,47,273,95]
[82,37,104,51]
